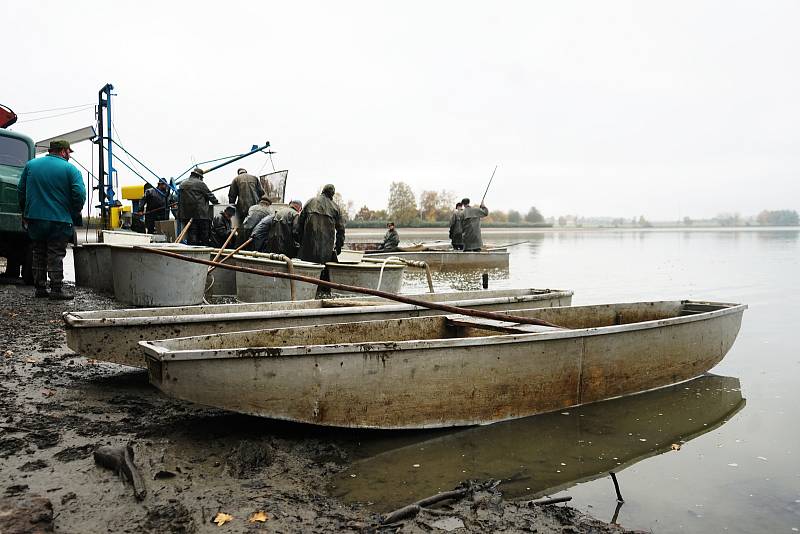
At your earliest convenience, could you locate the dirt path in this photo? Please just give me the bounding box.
[0,283,640,533]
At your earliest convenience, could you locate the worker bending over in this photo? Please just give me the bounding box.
[252,200,302,257]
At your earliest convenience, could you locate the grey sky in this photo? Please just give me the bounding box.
[5,1,799,220]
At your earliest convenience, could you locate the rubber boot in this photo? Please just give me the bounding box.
[48,284,74,300]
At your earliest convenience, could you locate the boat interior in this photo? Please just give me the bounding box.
[66,289,565,321]
[146,301,735,353]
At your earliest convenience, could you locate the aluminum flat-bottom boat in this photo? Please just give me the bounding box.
[64,288,573,367]
[141,300,746,429]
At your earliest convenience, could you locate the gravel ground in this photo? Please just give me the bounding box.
[0,281,640,533]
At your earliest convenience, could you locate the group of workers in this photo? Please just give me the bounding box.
[448,198,489,251]
[171,168,346,265]
[371,197,488,253]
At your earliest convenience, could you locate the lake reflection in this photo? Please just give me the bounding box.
[331,374,744,511]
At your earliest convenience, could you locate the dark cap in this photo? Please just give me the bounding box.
[237,168,247,174]
[190,168,204,177]
[224,205,236,213]
[50,140,74,153]
[322,184,336,198]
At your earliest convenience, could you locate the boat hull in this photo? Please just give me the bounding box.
[142,301,746,429]
[367,251,509,270]
[64,288,573,367]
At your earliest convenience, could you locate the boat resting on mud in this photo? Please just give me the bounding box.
[64,288,573,367]
[140,300,746,429]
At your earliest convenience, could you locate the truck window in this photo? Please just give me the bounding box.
[0,136,29,167]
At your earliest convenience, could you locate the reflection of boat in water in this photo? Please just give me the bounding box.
[330,374,745,510]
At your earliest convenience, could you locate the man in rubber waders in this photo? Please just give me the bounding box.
[449,202,464,251]
[241,194,274,247]
[297,184,345,266]
[228,168,264,224]
[17,140,86,300]
[177,168,218,245]
[460,198,488,252]
[253,200,302,257]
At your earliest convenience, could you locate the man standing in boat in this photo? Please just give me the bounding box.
[377,221,400,252]
[210,205,236,248]
[460,198,488,251]
[177,168,218,245]
[297,184,345,265]
[449,202,464,250]
[228,168,264,225]
[17,140,86,299]
[241,194,274,246]
[252,200,302,256]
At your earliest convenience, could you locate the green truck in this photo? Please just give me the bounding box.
[0,105,34,283]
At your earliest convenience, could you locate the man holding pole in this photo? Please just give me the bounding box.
[460,198,488,252]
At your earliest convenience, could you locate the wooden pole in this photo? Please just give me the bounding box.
[211,230,238,264]
[480,164,498,206]
[207,238,253,273]
[135,246,562,328]
[175,218,193,243]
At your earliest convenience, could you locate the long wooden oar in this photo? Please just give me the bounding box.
[135,246,562,328]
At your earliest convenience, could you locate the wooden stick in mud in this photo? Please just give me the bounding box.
[207,238,253,273]
[135,246,562,328]
[93,444,146,501]
[381,488,468,524]
[175,218,193,243]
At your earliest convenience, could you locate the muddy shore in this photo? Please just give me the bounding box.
[0,282,639,533]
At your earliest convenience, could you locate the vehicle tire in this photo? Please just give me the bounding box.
[21,244,34,285]
[2,256,21,279]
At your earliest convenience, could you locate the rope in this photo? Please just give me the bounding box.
[376,256,401,291]
[16,106,93,123]
[18,103,94,115]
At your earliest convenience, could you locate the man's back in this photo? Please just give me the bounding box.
[461,205,489,250]
[19,154,85,223]
[178,176,214,220]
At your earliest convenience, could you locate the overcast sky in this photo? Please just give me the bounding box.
[4,1,799,220]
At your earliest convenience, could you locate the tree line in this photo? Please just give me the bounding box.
[348,181,545,226]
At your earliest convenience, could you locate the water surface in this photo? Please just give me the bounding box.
[337,227,800,533]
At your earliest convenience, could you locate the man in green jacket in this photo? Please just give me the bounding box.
[17,140,86,299]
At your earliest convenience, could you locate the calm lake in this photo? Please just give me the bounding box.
[332,227,800,533]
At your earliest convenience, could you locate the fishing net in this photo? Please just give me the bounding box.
[259,170,288,203]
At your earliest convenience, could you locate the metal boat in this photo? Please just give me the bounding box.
[64,288,573,367]
[140,300,746,429]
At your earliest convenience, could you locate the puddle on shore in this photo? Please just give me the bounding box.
[329,374,744,511]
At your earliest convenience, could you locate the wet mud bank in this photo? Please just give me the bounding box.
[0,283,639,533]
